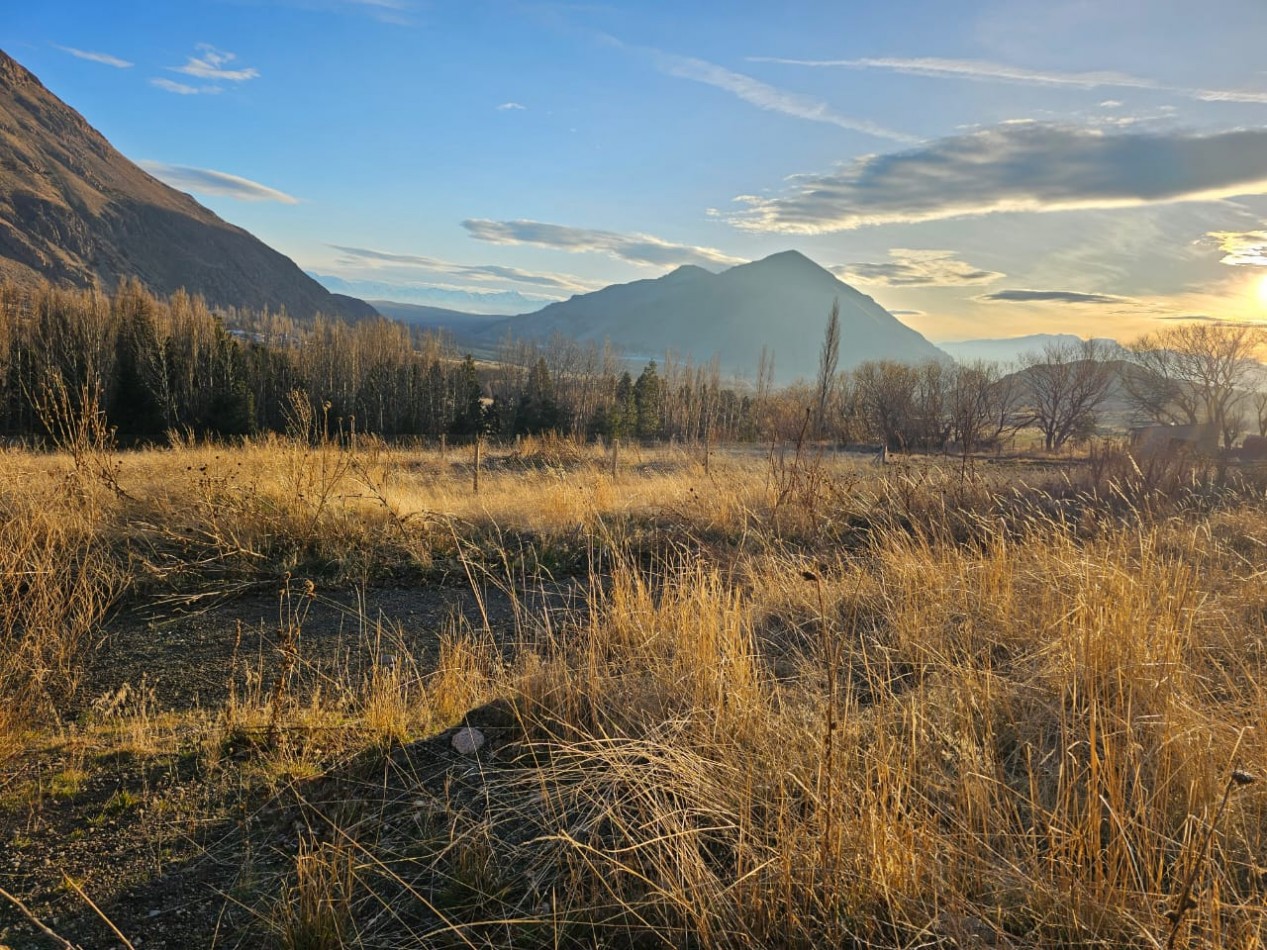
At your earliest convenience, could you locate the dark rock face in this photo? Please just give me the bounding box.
[0,48,374,320]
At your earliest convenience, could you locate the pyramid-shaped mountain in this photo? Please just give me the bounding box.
[0,49,373,320]
[476,250,944,380]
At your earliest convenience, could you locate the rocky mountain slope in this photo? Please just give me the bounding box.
[0,49,373,320]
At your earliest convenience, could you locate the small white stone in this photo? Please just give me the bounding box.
[451,726,486,754]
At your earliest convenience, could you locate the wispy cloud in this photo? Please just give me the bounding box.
[334,0,414,24]
[652,51,917,143]
[329,245,600,293]
[55,46,133,69]
[978,289,1125,304]
[831,249,1003,287]
[1208,229,1267,266]
[463,218,746,268]
[748,55,1267,105]
[150,78,222,96]
[171,44,259,82]
[1156,314,1267,327]
[497,101,526,111]
[260,0,415,25]
[138,161,298,203]
[729,122,1267,234]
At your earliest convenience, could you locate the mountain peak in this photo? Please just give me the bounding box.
[663,264,714,281]
[734,250,837,282]
[752,249,822,269]
[758,249,816,264]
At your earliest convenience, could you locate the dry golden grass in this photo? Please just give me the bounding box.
[4,435,1267,947]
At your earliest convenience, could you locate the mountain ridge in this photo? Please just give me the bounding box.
[0,48,374,320]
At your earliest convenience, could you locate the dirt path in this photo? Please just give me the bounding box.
[80,578,587,715]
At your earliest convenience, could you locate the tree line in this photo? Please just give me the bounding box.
[807,325,1267,453]
[0,281,478,441]
[2,280,1262,451]
[0,281,754,445]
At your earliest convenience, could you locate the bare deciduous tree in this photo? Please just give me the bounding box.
[947,361,1003,457]
[1254,390,1267,438]
[853,360,918,450]
[1125,323,1266,448]
[1019,339,1115,452]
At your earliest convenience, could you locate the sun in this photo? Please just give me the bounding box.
[1258,273,1267,308]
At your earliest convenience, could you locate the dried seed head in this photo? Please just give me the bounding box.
[1232,769,1257,787]
[801,570,819,582]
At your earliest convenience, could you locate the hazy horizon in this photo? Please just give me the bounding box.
[7,0,1267,342]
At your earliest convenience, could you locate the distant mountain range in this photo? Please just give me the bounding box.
[312,273,552,315]
[387,251,947,381]
[369,299,506,333]
[0,49,373,320]
[938,333,1126,365]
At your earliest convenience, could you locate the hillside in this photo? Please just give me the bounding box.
[0,49,373,320]
[469,251,946,380]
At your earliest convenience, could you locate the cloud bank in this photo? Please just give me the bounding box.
[55,46,133,68]
[463,218,746,269]
[831,249,1003,287]
[138,162,298,203]
[729,122,1267,233]
[748,55,1267,105]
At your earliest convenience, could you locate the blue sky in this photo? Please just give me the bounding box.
[7,0,1267,340]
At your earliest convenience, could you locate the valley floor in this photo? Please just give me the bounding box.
[3,436,1267,948]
